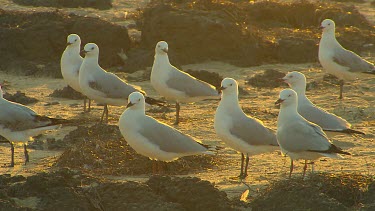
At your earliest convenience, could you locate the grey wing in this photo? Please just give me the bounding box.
[138,117,207,153]
[0,102,41,131]
[166,67,219,97]
[298,103,350,130]
[333,47,375,72]
[230,114,278,146]
[89,71,143,99]
[278,120,331,153]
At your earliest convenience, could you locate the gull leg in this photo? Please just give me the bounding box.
[100,105,108,123]
[174,102,180,125]
[24,144,29,165]
[339,80,344,99]
[289,159,294,178]
[243,153,250,179]
[88,99,91,112]
[238,153,245,178]
[311,161,315,173]
[10,142,14,167]
[302,160,307,178]
[84,98,87,112]
[105,105,109,123]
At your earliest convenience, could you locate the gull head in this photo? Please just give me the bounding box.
[66,34,81,46]
[282,71,306,89]
[219,78,238,95]
[82,43,99,57]
[126,92,145,109]
[155,41,168,54]
[320,19,335,32]
[275,89,297,107]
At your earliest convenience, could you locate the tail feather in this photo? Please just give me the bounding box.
[308,144,350,156]
[34,115,73,127]
[198,142,223,153]
[145,96,166,107]
[324,128,365,135]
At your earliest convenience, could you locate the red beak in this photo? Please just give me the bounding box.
[275,98,284,105]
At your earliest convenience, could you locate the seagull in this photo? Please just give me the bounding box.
[319,19,375,99]
[0,86,68,167]
[79,43,164,123]
[61,34,91,112]
[118,91,214,173]
[214,78,279,179]
[282,71,364,136]
[275,89,350,178]
[151,41,220,125]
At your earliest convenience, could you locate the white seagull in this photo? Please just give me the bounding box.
[60,34,91,112]
[119,91,214,173]
[319,19,375,99]
[282,71,364,136]
[0,86,67,167]
[151,41,220,125]
[79,43,164,123]
[275,89,350,178]
[214,78,279,179]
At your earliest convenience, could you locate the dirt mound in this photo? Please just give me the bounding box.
[3,91,38,105]
[245,69,287,89]
[0,10,130,77]
[133,1,374,69]
[13,0,112,10]
[250,173,374,210]
[0,169,244,210]
[49,86,85,100]
[56,124,223,175]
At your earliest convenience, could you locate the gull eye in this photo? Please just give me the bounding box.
[288,94,291,97]
[74,39,77,42]
[328,23,330,26]
[91,47,94,50]
[289,75,293,78]
[230,84,233,86]
[157,45,160,48]
[138,99,141,102]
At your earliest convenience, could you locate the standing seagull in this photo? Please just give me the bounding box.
[0,86,67,167]
[151,41,220,125]
[214,78,279,179]
[61,34,91,112]
[275,89,350,178]
[282,71,364,136]
[319,19,375,99]
[79,43,163,123]
[119,92,214,173]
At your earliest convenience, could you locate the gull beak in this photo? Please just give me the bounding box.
[126,102,134,108]
[275,98,284,105]
[320,26,325,29]
[162,48,168,53]
[217,86,226,94]
[67,42,72,46]
[81,50,88,54]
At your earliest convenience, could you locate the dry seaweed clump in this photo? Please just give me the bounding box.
[12,0,112,10]
[134,0,374,69]
[245,69,287,88]
[49,86,86,100]
[3,91,38,105]
[56,124,223,175]
[0,170,245,210]
[250,173,374,210]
